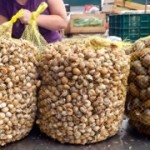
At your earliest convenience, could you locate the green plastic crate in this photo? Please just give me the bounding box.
[109,14,150,42]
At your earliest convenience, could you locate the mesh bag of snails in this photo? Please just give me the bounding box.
[0,10,40,146]
[128,36,150,54]
[36,36,131,144]
[126,39,150,135]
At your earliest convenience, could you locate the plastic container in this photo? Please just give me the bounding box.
[109,14,150,42]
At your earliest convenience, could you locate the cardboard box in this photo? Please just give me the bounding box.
[69,13,106,34]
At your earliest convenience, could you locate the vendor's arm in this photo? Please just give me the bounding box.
[0,0,9,24]
[37,0,67,30]
[20,0,67,30]
[0,15,8,24]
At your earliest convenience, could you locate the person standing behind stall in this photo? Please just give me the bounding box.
[0,0,67,43]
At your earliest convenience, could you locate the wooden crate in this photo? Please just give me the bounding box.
[102,0,115,13]
[115,0,150,10]
[102,0,150,14]
[102,0,128,14]
[112,6,129,14]
[70,13,106,34]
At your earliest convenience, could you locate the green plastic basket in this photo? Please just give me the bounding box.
[109,14,150,42]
